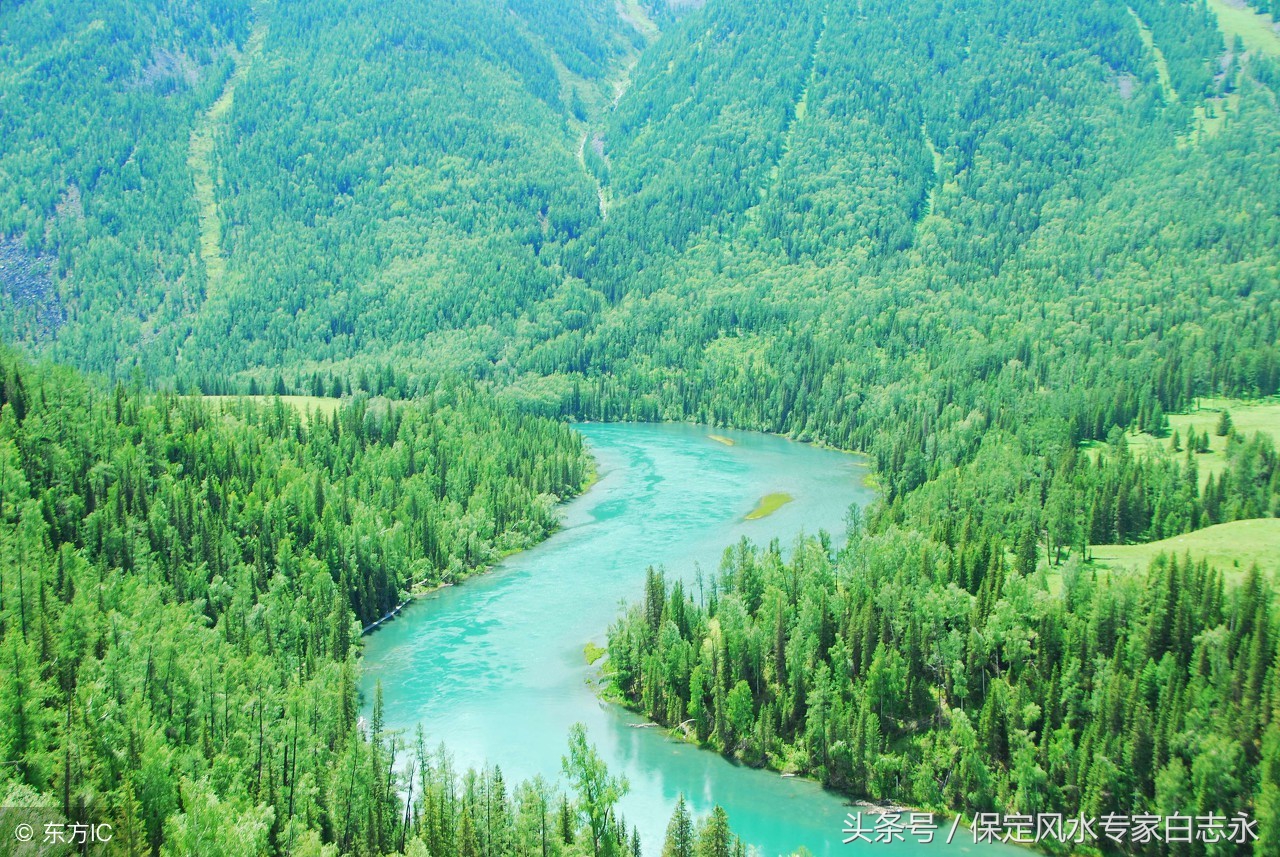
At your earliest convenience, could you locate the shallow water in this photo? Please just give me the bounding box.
[360,423,1020,857]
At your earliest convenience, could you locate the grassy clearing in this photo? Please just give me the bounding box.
[745,492,794,520]
[201,394,344,421]
[919,123,948,219]
[189,19,267,300]
[1206,0,1280,58]
[1089,519,1280,583]
[1124,397,1280,484]
[1189,92,1242,143]
[708,434,736,446]
[1128,7,1179,103]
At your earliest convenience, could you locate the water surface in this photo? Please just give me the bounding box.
[360,423,1018,857]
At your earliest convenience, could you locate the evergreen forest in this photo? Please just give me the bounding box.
[2,0,1280,854]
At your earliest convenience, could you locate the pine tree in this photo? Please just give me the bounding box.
[1256,725,1280,856]
[1216,409,1233,436]
[558,798,574,846]
[662,795,694,857]
[694,806,733,857]
[459,804,480,857]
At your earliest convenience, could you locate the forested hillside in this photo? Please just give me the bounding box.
[2,0,1280,854]
[0,349,593,853]
[4,0,1277,419]
[0,0,639,381]
[0,0,252,366]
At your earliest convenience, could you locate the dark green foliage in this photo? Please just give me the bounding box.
[0,349,590,853]
[610,537,1280,856]
[1127,0,1224,100]
[1,0,1279,853]
[0,0,252,368]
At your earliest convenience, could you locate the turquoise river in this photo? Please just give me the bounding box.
[360,423,1022,857]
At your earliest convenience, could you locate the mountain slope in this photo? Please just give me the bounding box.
[3,0,1276,418]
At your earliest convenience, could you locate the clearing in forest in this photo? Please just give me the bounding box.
[1205,0,1280,58]
[1128,7,1179,103]
[1125,397,1280,484]
[1090,518,1280,582]
[189,19,267,300]
[201,394,344,421]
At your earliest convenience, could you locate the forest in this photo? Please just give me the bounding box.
[0,347,605,853]
[2,0,1280,854]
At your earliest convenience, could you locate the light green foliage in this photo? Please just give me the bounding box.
[610,530,1280,843]
[160,778,274,857]
[562,724,629,857]
[0,350,590,854]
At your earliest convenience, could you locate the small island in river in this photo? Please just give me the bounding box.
[745,492,794,519]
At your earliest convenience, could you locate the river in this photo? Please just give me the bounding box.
[359,423,1022,857]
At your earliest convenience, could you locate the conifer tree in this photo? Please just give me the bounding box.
[1216,409,1234,436]
[662,795,694,857]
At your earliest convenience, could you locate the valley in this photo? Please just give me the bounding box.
[1,1,1279,855]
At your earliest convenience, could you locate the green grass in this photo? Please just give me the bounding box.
[920,123,948,218]
[1128,7,1179,103]
[1206,0,1280,58]
[617,0,659,40]
[188,19,267,299]
[1089,519,1280,583]
[1123,397,1280,485]
[1189,92,1241,144]
[202,394,344,420]
[745,492,794,520]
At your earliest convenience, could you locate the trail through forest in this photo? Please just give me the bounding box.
[188,17,267,300]
[569,1,661,221]
[1128,7,1179,103]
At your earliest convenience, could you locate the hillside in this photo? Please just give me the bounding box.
[0,350,593,853]
[1,0,1275,422]
[0,0,641,380]
[1090,517,1280,581]
[3,0,1280,854]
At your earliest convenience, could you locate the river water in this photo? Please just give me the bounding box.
[359,423,1020,857]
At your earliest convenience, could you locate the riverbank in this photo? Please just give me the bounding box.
[599,695,1047,854]
[356,423,889,857]
[362,454,600,636]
